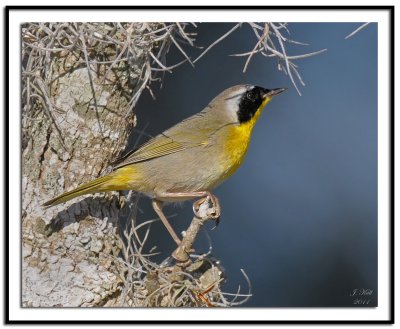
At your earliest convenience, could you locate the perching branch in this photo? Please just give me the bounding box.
[172,195,221,263]
[117,194,251,307]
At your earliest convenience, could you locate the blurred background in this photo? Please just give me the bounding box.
[128,23,377,307]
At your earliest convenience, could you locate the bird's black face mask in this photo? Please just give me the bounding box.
[237,86,269,123]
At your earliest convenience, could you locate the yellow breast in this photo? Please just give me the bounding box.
[220,108,263,180]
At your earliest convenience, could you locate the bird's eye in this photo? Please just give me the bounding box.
[246,91,256,101]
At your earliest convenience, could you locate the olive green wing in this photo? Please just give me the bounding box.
[112,111,224,169]
[113,132,206,169]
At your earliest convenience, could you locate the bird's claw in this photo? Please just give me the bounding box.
[193,193,221,221]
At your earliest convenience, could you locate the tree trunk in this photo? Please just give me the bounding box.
[21,23,166,307]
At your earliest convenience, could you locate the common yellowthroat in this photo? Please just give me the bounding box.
[44,85,286,244]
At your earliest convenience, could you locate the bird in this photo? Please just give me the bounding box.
[44,84,286,245]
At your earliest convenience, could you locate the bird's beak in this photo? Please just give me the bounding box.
[262,88,287,99]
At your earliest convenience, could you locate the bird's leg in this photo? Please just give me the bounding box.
[152,199,182,246]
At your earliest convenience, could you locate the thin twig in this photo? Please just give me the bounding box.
[79,27,104,136]
[345,23,370,39]
[193,23,241,64]
[243,24,269,73]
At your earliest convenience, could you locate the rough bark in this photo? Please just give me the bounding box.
[21,23,160,307]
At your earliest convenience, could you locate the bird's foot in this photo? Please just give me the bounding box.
[193,193,221,223]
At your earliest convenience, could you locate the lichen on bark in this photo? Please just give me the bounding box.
[21,22,180,307]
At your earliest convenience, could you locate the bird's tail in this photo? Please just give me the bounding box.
[43,167,137,207]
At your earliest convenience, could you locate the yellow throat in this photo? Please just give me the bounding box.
[223,97,271,178]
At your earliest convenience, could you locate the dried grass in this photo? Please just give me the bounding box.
[22,22,196,120]
[116,192,252,307]
[203,22,327,95]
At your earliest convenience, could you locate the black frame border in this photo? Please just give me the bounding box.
[4,5,394,325]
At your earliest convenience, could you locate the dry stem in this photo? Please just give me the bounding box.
[117,193,251,307]
[172,195,220,264]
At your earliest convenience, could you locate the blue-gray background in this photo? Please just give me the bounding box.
[129,23,377,307]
